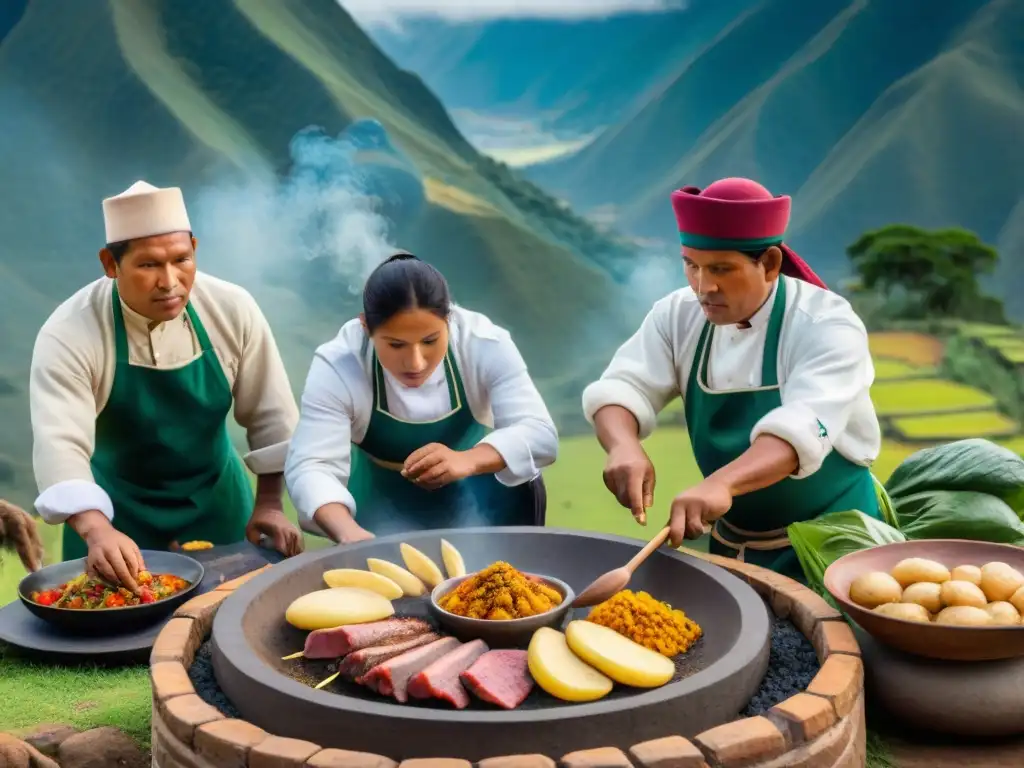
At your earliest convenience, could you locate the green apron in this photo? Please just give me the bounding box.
[62,283,254,561]
[683,277,881,581]
[346,342,544,537]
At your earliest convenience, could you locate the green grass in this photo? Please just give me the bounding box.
[870,379,996,415]
[891,410,1020,441]
[873,358,933,379]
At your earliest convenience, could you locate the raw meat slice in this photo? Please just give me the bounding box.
[303,617,432,659]
[460,650,534,709]
[407,639,489,709]
[361,636,461,702]
[341,633,441,680]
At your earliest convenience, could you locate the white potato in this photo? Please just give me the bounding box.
[285,587,394,631]
[873,602,931,623]
[848,571,902,609]
[934,606,991,627]
[950,564,982,586]
[985,601,1021,626]
[939,580,988,609]
[901,582,942,613]
[980,562,1024,603]
[890,558,950,588]
[1010,585,1024,616]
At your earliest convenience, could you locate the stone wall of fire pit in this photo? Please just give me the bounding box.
[150,553,866,768]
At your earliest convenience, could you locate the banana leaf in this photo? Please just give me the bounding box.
[788,510,906,594]
[894,489,1024,544]
[885,439,1024,512]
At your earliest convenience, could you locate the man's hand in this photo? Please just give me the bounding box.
[602,443,656,525]
[667,479,733,547]
[0,500,45,573]
[402,443,477,490]
[246,501,304,558]
[80,518,146,594]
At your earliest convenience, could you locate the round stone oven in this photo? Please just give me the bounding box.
[210,528,772,761]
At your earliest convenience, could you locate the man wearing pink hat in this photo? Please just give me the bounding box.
[582,178,883,580]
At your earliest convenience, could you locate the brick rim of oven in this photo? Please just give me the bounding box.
[150,554,867,768]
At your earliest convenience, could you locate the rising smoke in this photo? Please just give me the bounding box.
[190,126,398,299]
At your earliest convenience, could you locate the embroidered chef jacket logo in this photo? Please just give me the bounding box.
[816,419,828,439]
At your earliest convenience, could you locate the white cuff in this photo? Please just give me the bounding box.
[288,470,358,536]
[477,431,538,487]
[582,380,658,439]
[34,479,115,525]
[750,403,831,479]
[244,440,289,475]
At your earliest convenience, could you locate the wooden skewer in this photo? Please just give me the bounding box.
[314,671,340,690]
[281,651,304,660]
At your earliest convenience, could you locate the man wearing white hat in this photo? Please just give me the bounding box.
[29,181,304,590]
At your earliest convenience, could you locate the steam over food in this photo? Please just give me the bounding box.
[848,557,1024,626]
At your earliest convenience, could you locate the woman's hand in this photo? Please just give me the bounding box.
[602,442,656,524]
[402,443,479,490]
[667,479,733,547]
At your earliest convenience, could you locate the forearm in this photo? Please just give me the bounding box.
[253,472,284,511]
[313,502,358,542]
[708,434,799,497]
[594,405,643,454]
[463,444,506,476]
[66,509,114,541]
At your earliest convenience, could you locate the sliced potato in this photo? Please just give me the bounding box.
[399,543,445,589]
[934,605,991,627]
[322,568,403,600]
[939,580,987,609]
[565,620,675,687]
[367,558,426,597]
[901,582,942,613]
[440,538,467,579]
[528,627,613,702]
[285,587,394,631]
[985,601,1021,626]
[980,562,1024,603]
[848,571,902,609]
[890,558,950,588]
[950,564,982,586]
[873,602,930,623]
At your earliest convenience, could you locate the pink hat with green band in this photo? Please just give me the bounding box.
[670,177,827,289]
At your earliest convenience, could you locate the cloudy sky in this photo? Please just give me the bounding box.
[339,0,684,28]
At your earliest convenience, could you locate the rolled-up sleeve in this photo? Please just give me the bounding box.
[232,295,299,475]
[284,355,358,536]
[30,330,115,525]
[581,301,679,440]
[474,331,559,486]
[750,315,874,478]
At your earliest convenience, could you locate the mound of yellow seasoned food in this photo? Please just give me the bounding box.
[437,561,562,620]
[585,589,702,657]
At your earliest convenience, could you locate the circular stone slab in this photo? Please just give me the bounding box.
[211,527,772,761]
[856,625,1024,737]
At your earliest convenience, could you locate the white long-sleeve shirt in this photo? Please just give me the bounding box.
[582,276,881,480]
[30,272,299,525]
[285,305,559,535]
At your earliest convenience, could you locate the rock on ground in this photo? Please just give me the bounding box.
[0,732,61,768]
[56,728,148,768]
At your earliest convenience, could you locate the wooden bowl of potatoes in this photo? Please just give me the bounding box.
[824,539,1024,661]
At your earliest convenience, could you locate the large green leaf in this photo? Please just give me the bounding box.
[788,510,906,594]
[894,490,1024,543]
[885,439,1024,511]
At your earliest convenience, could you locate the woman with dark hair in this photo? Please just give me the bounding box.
[584,178,883,581]
[285,252,558,542]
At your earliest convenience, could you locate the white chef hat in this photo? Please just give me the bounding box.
[102,180,192,244]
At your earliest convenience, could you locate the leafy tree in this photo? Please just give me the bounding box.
[846,224,1006,324]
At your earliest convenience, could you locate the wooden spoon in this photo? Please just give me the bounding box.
[572,526,672,608]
